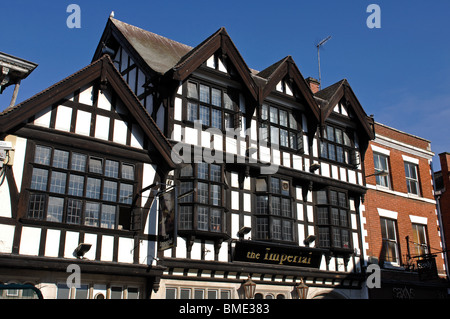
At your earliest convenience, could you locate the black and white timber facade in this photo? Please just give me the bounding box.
[0,17,375,299]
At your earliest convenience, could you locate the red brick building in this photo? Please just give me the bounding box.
[363,122,448,298]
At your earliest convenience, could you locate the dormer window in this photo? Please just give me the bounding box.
[259,104,303,152]
[320,124,358,166]
[186,81,238,131]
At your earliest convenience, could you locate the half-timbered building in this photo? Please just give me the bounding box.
[91,18,375,299]
[0,17,376,299]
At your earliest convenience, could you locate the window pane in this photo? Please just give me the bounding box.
[328,144,336,161]
[289,113,297,130]
[210,164,221,182]
[198,206,208,231]
[86,178,101,199]
[280,129,289,147]
[224,92,233,110]
[330,191,338,206]
[31,168,48,191]
[336,146,344,163]
[85,202,100,227]
[269,107,278,123]
[279,110,288,127]
[208,290,218,299]
[211,88,221,107]
[271,177,280,193]
[166,288,176,299]
[220,290,231,299]
[326,126,335,142]
[180,164,193,177]
[57,284,70,299]
[340,209,348,227]
[211,208,222,232]
[180,288,191,299]
[341,229,350,248]
[199,85,210,103]
[127,288,139,299]
[271,197,281,215]
[101,204,116,229]
[194,289,204,299]
[110,287,122,299]
[187,82,198,99]
[256,196,268,214]
[282,220,293,241]
[335,129,343,144]
[199,105,210,126]
[256,217,269,239]
[119,183,133,204]
[103,180,118,202]
[211,184,221,206]
[317,207,329,224]
[28,194,46,219]
[179,206,193,229]
[281,198,291,217]
[71,153,86,172]
[47,196,64,222]
[331,208,340,225]
[272,218,282,240]
[261,104,268,120]
[224,113,233,129]
[333,228,341,247]
[68,174,84,197]
[34,146,51,165]
[289,132,297,149]
[256,179,267,192]
[67,199,82,224]
[343,131,352,146]
[317,190,327,205]
[122,164,134,180]
[179,182,193,203]
[211,109,222,129]
[53,150,69,169]
[50,172,67,194]
[318,227,330,247]
[198,182,208,204]
[270,126,279,145]
[187,102,198,122]
[105,160,119,178]
[89,158,103,174]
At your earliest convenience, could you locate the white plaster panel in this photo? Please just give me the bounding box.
[94,115,110,140]
[131,124,144,149]
[118,237,134,263]
[75,110,91,136]
[34,107,51,128]
[101,235,114,261]
[79,86,94,106]
[0,224,15,253]
[44,229,61,257]
[97,90,112,111]
[113,119,128,145]
[55,105,72,132]
[19,227,41,256]
[64,231,79,259]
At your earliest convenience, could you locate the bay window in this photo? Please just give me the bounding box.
[320,124,357,166]
[178,162,225,234]
[254,177,294,242]
[315,188,352,250]
[27,144,136,230]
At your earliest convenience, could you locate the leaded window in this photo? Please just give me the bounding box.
[315,188,351,250]
[320,124,357,166]
[186,81,239,131]
[177,163,225,233]
[254,177,294,242]
[259,104,303,152]
[26,144,136,230]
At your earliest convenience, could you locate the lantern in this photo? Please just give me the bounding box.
[243,275,256,299]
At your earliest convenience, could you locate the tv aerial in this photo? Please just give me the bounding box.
[316,36,332,90]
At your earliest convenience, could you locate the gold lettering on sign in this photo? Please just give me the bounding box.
[258,248,313,265]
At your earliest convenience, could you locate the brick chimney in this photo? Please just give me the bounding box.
[306,77,320,94]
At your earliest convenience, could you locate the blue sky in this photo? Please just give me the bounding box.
[1,1,449,170]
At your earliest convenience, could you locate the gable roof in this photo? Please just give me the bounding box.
[256,56,320,121]
[315,79,375,140]
[0,55,177,168]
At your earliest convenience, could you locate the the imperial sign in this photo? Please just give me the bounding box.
[233,241,324,268]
